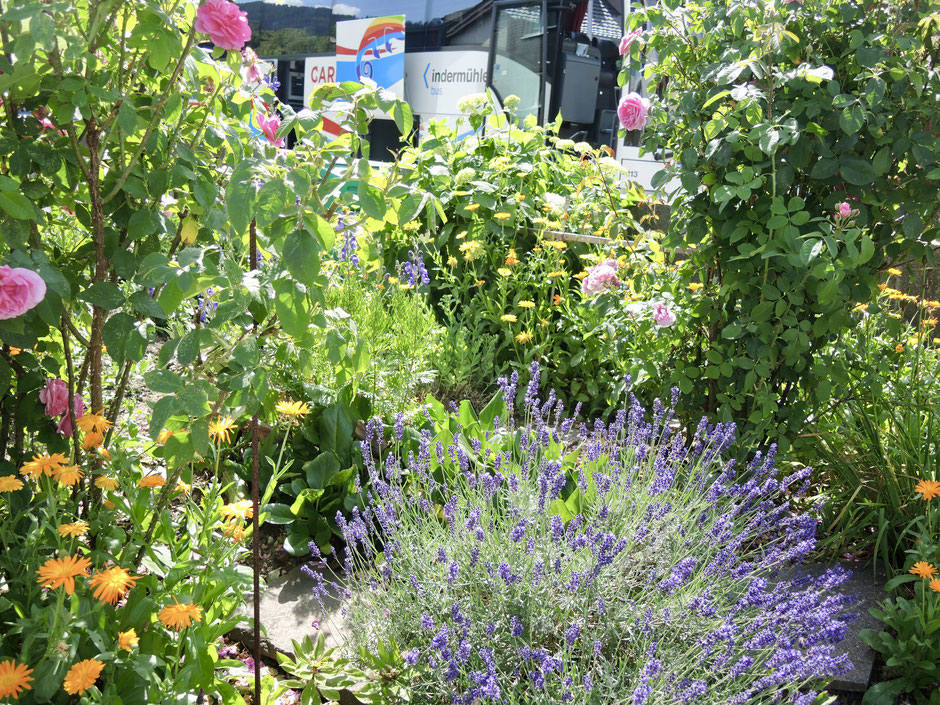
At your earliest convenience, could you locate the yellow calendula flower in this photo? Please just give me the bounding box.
[94,475,119,491]
[459,241,484,262]
[402,221,421,232]
[399,284,414,291]
[156,429,178,445]
[7,347,20,356]
[498,268,512,277]
[515,331,533,344]
[447,256,458,266]
[176,480,192,494]
[0,659,33,700]
[688,282,703,291]
[88,566,138,605]
[475,279,485,287]
[532,217,550,227]
[464,203,480,212]
[505,249,519,266]
[276,400,310,417]
[139,474,166,489]
[518,300,535,309]
[895,344,905,353]
[501,314,517,323]
[515,193,525,202]
[0,475,23,492]
[208,416,236,444]
[76,411,112,435]
[877,283,888,291]
[158,600,203,630]
[544,240,567,251]
[886,267,902,276]
[56,465,83,487]
[574,271,588,280]
[58,521,90,539]
[118,629,139,651]
[63,659,104,695]
[222,522,246,541]
[494,212,511,221]
[36,555,92,594]
[220,499,253,521]
[19,452,69,480]
[547,271,565,279]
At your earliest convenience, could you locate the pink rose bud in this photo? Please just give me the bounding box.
[653,303,677,328]
[837,202,852,219]
[0,265,46,320]
[257,113,285,147]
[195,0,252,52]
[617,92,649,131]
[39,378,69,417]
[619,29,642,56]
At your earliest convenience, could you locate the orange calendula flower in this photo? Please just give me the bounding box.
[915,479,940,501]
[139,474,165,489]
[76,411,112,435]
[103,500,115,509]
[208,416,236,444]
[19,452,68,480]
[222,522,246,541]
[56,465,83,487]
[0,475,23,492]
[63,658,104,695]
[895,344,905,353]
[552,295,563,306]
[505,250,519,267]
[94,475,119,491]
[156,429,177,445]
[89,566,138,605]
[910,561,938,579]
[930,578,940,594]
[276,400,310,417]
[158,600,203,630]
[118,629,139,651]
[81,430,104,450]
[0,659,33,700]
[95,446,111,461]
[36,554,92,594]
[220,499,253,521]
[58,521,89,539]
[7,347,20,356]
[175,480,192,494]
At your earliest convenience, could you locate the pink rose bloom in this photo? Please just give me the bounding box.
[581,261,621,295]
[257,112,285,147]
[837,202,852,219]
[619,29,642,56]
[242,48,263,83]
[653,303,677,328]
[0,265,46,320]
[39,378,69,417]
[195,0,252,51]
[617,93,649,131]
[57,394,85,436]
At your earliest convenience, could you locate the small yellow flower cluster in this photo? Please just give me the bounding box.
[459,240,484,262]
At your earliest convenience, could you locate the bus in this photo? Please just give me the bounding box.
[236,0,663,189]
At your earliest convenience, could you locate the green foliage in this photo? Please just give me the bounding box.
[630,0,940,448]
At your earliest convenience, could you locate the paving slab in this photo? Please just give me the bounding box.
[230,564,350,660]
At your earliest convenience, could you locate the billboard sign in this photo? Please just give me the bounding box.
[336,16,406,98]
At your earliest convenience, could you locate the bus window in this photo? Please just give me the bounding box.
[489,0,544,123]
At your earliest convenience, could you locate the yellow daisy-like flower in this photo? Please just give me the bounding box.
[494,212,511,221]
[0,475,23,492]
[544,240,567,251]
[7,347,20,356]
[208,416,236,444]
[447,256,458,266]
[553,295,563,306]
[505,249,519,267]
[895,344,904,353]
[515,193,525,202]
[915,479,940,501]
[81,430,104,450]
[532,217,550,226]
[19,452,69,480]
[500,314,518,323]
[118,629,139,651]
[176,480,192,494]
[516,331,533,344]
[94,475,119,491]
[222,522,247,541]
[0,659,33,700]
[58,521,89,539]
[104,500,115,509]
[139,474,165,489]
[276,400,311,417]
[455,231,467,240]
[158,600,203,630]
[474,279,485,287]
[95,446,111,461]
[459,240,484,262]
[220,499,253,521]
[926,300,940,309]
[688,282,703,291]
[463,203,480,212]
[36,554,92,594]
[63,658,104,695]
[547,271,565,279]
[910,561,938,579]
[518,300,535,309]
[497,268,512,277]
[76,411,112,435]
[877,283,888,291]
[886,267,902,276]
[930,578,940,594]
[56,465,83,487]
[88,566,138,605]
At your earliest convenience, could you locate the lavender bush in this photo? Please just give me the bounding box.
[312,364,856,704]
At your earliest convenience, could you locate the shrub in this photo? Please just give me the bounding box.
[629,0,940,449]
[315,367,857,704]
